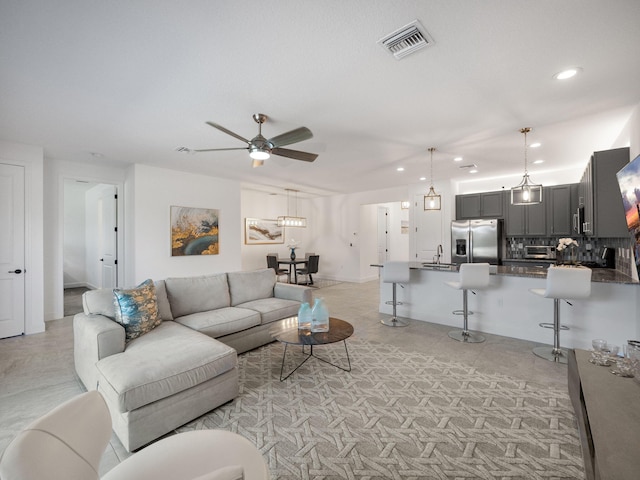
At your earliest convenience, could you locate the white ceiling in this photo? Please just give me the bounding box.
[2,0,639,197]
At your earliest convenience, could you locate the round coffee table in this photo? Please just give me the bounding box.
[271,317,354,381]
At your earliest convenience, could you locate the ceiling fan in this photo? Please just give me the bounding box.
[177,113,318,168]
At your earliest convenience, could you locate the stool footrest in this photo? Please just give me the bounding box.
[385,300,404,306]
[452,309,474,316]
[538,322,569,331]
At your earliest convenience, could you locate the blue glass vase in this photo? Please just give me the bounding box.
[311,297,329,332]
[297,302,312,330]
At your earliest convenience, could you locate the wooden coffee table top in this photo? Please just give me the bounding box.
[272,317,354,346]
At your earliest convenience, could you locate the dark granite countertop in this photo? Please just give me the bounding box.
[401,262,638,285]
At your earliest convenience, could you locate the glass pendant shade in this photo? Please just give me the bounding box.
[424,186,441,210]
[276,216,307,227]
[510,127,542,205]
[510,175,543,204]
[277,189,307,228]
[424,147,441,210]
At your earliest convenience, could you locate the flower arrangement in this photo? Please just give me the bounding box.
[557,237,579,264]
[287,239,299,260]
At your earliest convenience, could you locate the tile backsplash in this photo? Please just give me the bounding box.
[506,235,635,276]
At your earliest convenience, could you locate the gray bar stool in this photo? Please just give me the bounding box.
[445,263,490,343]
[529,265,592,363]
[382,261,410,327]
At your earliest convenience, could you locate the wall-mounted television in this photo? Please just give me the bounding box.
[616,154,640,278]
[616,154,640,232]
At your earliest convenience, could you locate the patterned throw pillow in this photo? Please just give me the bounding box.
[113,279,161,342]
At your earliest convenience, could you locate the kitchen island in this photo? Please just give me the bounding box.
[375,263,639,349]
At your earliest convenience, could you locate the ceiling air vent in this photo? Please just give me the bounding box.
[459,164,478,170]
[378,20,434,60]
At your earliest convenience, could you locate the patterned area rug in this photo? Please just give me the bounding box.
[178,340,584,480]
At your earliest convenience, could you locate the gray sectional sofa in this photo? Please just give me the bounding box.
[73,268,312,451]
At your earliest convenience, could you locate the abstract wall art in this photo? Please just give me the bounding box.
[171,206,219,256]
[245,218,284,245]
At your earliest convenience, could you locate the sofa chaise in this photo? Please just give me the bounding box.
[73,268,312,451]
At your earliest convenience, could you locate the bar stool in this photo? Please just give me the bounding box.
[529,265,592,363]
[445,263,490,343]
[382,261,410,327]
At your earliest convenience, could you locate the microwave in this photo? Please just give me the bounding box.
[524,245,556,260]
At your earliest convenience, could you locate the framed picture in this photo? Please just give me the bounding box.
[245,218,284,245]
[171,206,219,256]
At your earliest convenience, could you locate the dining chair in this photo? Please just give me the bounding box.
[266,255,290,283]
[296,255,319,285]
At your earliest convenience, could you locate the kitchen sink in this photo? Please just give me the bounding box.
[420,263,457,271]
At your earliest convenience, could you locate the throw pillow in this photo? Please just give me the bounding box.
[113,279,161,342]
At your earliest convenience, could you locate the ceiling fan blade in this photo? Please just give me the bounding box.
[268,127,313,148]
[272,147,318,162]
[205,122,250,144]
[192,147,249,152]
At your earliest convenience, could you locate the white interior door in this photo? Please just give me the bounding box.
[377,207,389,264]
[98,185,117,288]
[0,164,25,338]
[415,193,443,262]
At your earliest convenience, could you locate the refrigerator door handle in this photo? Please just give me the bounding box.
[468,230,473,263]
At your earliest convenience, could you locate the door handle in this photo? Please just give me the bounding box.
[8,269,22,274]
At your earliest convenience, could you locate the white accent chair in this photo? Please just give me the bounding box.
[382,261,410,327]
[529,266,592,364]
[445,263,490,343]
[0,391,269,480]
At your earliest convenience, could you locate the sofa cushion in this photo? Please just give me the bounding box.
[83,288,116,319]
[165,274,230,318]
[82,280,173,321]
[236,297,301,325]
[174,307,260,338]
[153,280,173,320]
[96,321,237,413]
[113,279,162,342]
[227,269,275,307]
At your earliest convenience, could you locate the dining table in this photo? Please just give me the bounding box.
[277,258,308,284]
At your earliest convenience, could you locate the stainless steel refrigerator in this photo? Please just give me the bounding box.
[451,219,502,265]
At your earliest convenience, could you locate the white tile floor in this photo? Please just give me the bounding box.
[0,280,568,474]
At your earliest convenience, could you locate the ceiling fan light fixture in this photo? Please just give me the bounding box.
[511,127,543,205]
[249,148,270,160]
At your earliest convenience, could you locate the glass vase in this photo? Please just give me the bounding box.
[311,297,329,332]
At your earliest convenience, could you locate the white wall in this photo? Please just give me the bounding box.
[126,164,242,284]
[0,140,44,334]
[63,181,89,288]
[308,186,409,283]
[44,159,126,320]
[240,189,312,271]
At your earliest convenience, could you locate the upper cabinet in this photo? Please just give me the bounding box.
[547,184,579,237]
[456,191,504,219]
[505,190,547,236]
[579,147,629,237]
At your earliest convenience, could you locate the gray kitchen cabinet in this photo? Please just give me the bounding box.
[505,189,547,236]
[548,184,577,236]
[456,191,504,219]
[579,147,629,237]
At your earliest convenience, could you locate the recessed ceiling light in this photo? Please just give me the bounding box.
[554,67,582,80]
[469,169,478,174]
[397,167,405,172]
[529,142,541,148]
[454,157,463,162]
[533,159,544,164]
[419,176,426,181]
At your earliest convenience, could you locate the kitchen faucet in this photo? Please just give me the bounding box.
[435,244,443,264]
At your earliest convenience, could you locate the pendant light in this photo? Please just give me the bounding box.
[424,147,441,210]
[510,127,542,205]
[277,189,307,227]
